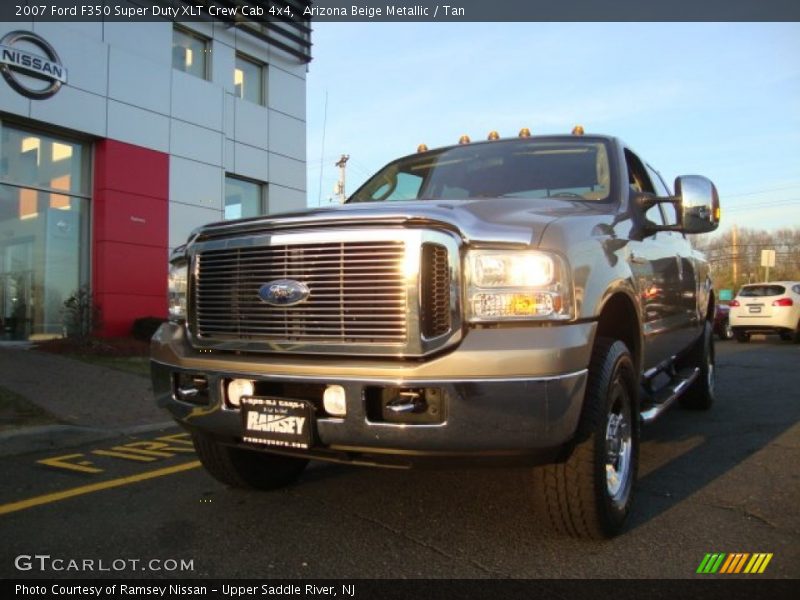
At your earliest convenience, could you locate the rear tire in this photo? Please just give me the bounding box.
[192,433,308,490]
[679,321,715,411]
[532,338,639,539]
[719,318,734,341]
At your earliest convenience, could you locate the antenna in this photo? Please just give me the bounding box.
[317,90,328,206]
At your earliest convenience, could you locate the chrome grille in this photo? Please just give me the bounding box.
[421,244,451,338]
[194,241,407,343]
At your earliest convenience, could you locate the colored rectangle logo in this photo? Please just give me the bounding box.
[697,553,772,574]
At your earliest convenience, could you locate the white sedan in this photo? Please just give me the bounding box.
[729,281,800,343]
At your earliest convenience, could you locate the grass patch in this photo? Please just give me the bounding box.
[35,337,150,378]
[71,355,151,378]
[0,385,58,431]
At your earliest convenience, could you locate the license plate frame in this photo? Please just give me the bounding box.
[241,397,313,449]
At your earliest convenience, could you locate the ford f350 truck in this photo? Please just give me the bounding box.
[151,130,720,538]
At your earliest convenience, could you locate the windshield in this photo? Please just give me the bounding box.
[349,139,612,203]
[739,285,786,297]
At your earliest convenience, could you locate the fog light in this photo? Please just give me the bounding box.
[227,379,255,407]
[323,385,347,417]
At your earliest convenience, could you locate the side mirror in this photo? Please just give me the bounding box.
[675,175,720,234]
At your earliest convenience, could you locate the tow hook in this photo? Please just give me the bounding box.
[386,390,428,414]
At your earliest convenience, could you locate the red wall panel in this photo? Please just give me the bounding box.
[94,242,168,297]
[94,139,169,199]
[95,293,168,338]
[93,190,168,246]
[93,139,169,337]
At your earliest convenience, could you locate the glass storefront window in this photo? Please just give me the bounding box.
[0,127,87,194]
[225,176,264,220]
[0,123,89,341]
[234,54,264,105]
[172,27,209,80]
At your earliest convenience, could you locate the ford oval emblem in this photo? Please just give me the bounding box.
[258,279,310,307]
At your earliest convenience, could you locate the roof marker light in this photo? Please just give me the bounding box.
[417,143,429,153]
[572,125,585,135]
[518,127,531,137]
[487,130,500,141]
[458,134,471,144]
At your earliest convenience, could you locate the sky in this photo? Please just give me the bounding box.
[304,22,800,236]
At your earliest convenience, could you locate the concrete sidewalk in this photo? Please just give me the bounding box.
[0,346,173,455]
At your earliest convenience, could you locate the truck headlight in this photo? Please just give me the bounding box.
[466,250,573,322]
[168,260,188,322]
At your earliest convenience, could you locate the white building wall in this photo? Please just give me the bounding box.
[0,19,308,252]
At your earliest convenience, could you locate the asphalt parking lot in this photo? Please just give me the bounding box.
[0,338,798,579]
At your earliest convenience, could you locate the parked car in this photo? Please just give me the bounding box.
[729,282,800,343]
[713,303,733,340]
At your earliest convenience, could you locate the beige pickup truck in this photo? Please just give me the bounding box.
[151,131,720,538]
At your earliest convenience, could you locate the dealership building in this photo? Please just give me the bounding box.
[0,8,311,340]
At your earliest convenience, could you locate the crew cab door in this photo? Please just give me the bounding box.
[649,166,702,349]
[625,150,694,369]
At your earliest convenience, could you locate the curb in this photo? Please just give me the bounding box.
[0,421,177,458]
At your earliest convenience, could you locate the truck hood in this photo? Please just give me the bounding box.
[191,198,608,248]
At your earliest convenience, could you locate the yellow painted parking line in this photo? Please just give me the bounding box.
[38,453,105,474]
[35,433,196,474]
[0,460,201,517]
[92,449,159,462]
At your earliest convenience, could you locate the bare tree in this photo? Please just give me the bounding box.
[692,227,800,292]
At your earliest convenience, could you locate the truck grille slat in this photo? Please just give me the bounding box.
[194,241,410,344]
[189,230,459,355]
[421,243,452,338]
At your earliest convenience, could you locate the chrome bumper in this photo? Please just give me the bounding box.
[151,321,595,457]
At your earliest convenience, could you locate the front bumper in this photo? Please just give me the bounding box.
[151,321,595,463]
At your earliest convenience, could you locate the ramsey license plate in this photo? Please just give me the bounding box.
[241,397,312,449]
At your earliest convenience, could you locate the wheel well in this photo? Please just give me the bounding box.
[706,291,716,323]
[595,293,641,374]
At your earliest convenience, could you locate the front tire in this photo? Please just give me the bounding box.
[532,338,639,539]
[192,433,308,490]
[679,321,715,411]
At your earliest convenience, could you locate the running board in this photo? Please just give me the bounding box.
[640,367,700,423]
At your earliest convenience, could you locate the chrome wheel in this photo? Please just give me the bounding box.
[605,381,632,504]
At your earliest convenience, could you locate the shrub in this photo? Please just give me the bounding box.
[131,316,166,341]
[62,286,102,344]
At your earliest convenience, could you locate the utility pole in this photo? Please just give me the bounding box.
[334,154,350,203]
[731,225,738,289]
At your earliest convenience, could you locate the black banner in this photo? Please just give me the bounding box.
[4,579,799,600]
[0,0,799,22]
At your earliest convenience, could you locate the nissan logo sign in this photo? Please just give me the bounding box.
[0,31,67,100]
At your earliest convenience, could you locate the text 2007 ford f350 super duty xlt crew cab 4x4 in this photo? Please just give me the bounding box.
[151,130,720,538]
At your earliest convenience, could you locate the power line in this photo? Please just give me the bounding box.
[708,252,797,263]
[724,183,800,198]
[725,199,800,213]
